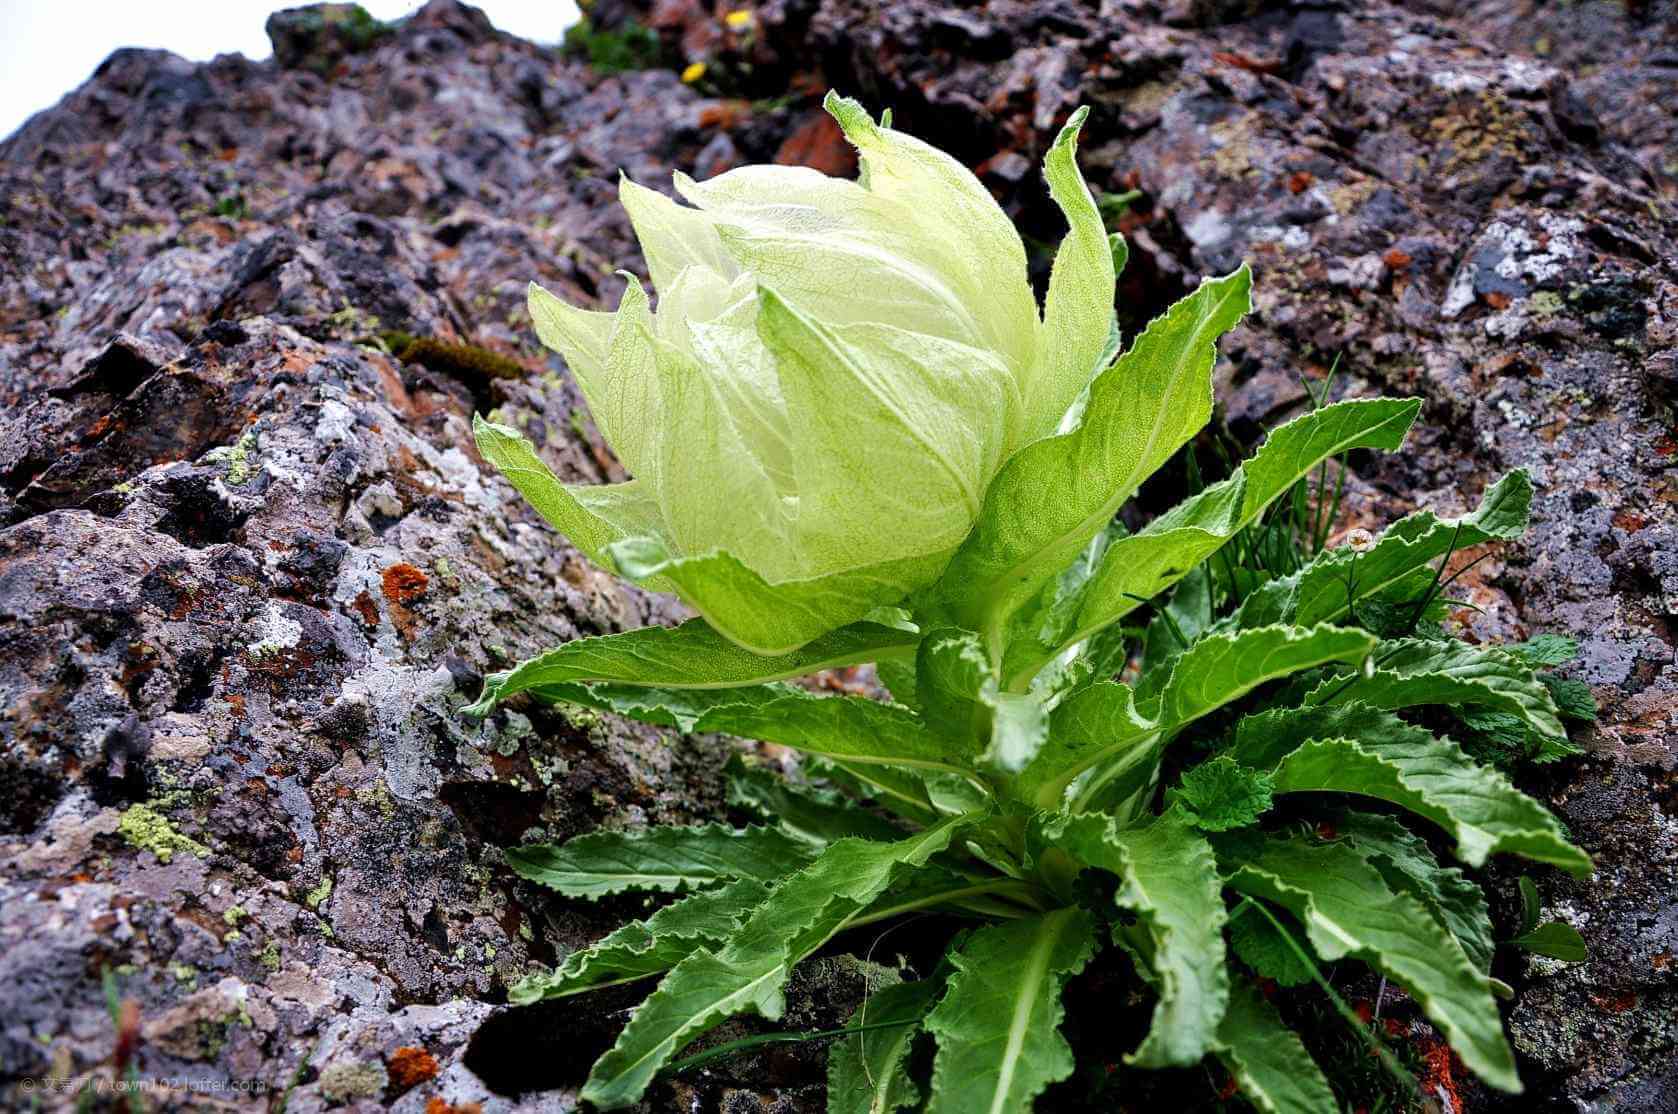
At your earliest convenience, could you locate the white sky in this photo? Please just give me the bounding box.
[0,0,582,142]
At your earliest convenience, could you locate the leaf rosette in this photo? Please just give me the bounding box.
[466,92,1596,1114]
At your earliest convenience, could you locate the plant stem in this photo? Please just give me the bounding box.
[1401,523,1463,636]
[1316,454,1349,553]
[1233,899,1421,1101]
[847,879,1047,929]
[1125,592,1189,649]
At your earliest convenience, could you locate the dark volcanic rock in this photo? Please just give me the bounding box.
[0,3,756,1109]
[1,0,1674,1110]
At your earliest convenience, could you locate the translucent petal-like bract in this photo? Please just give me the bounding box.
[490,92,1114,653]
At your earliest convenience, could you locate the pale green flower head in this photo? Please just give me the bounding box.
[475,91,1115,654]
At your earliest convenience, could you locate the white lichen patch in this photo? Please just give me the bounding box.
[249,604,304,656]
[1443,214,1585,320]
[1429,69,1490,94]
[1184,208,1234,255]
[313,397,359,446]
[336,657,458,801]
[1247,224,1313,251]
[1500,58,1558,95]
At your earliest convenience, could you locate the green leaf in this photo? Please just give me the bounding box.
[1456,708,1541,761]
[1021,624,1375,811]
[1221,833,1521,1092]
[923,907,1097,1114]
[1016,679,1154,811]
[916,628,1001,745]
[933,267,1253,668]
[1512,921,1587,962]
[1304,639,1573,760]
[474,414,675,594]
[1509,633,1579,668]
[1237,469,1533,630]
[1227,903,1314,988]
[1049,811,1229,1066]
[613,178,735,299]
[1155,620,1377,729]
[1011,396,1421,683]
[828,979,940,1114]
[915,628,1050,774]
[807,757,941,828]
[1510,876,1586,961]
[981,691,1052,774]
[1213,978,1338,1114]
[525,275,663,484]
[1518,876,1542,935]
[1231,703,1590,877]
[467,618,916,715]
[1027,106,1118,440]
[776,93,1039,371]
[638,288,799,585]
[507,877,773,1003]
[1335,812,1495,973]
[581,815,977,1108]
[531,680,792,732]
[1169,756,1275,832]
[852,864,1039,925]
[876,656,920,708]
[513,662,966,785]
[725,757,905,845]
[505,823,816,899]
[1544,675,1597,723]
[752,284,1014,581]
[1030,520,1129,663]
[608,538,951,657]
[699,690,980,775]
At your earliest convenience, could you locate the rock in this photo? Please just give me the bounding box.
[2,0,1675,1109]
[267,4,398,72]
[0,3,740,1108]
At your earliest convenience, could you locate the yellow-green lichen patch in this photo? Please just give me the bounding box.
[304,874,333,910]
[118,804,209,864]
[353,780,398,818]
[326,302,384,337]
[204,428,259,484]
[559,704,604,731]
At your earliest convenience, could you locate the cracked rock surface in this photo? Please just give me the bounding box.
[1,0,1674,1109]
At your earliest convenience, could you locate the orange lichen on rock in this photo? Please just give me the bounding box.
[425,1098,482,1114]
[388,1045,440,1090]
[381,562,429,605]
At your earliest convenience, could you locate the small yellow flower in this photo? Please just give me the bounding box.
[723,10,754,30]
[680,61,707,84]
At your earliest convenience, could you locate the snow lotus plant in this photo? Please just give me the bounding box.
[469,94,1593,1112]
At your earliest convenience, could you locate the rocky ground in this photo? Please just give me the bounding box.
[1,0,1674,1110]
